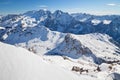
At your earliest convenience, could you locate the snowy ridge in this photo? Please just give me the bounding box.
[1,25,65,54]
[23,9,51,20]
[48,33,120,61]
[74,33,120,60]
[48,33,101,64]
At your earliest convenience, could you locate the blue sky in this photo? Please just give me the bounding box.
[0,0,120,15]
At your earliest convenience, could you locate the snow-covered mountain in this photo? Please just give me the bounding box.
[1,10,120,44]
[0,9,120,80]
[48,33,102,64]
[71,13,120,43]
[0,9,120,61]
[23,9,52,21]
[0,9,120,53]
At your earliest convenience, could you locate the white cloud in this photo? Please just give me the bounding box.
[37,5,48,8]
[37,5,48,11]
[107,3,116,6]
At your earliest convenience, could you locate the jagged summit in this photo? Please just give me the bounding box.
[53,10,69,17]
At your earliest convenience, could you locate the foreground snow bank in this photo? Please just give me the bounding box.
[0,42,81,80]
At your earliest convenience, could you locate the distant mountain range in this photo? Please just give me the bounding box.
[0,9,120,44]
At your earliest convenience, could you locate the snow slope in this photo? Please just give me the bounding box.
[1,42,120,80]
[68,33,120,61]
[0,42,82,80]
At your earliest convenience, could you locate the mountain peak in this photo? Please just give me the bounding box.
[23,9,51,20]
[49,33,98,60]
[53,10,68,17]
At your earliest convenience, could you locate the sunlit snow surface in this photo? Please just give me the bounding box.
[0,42,120,80]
